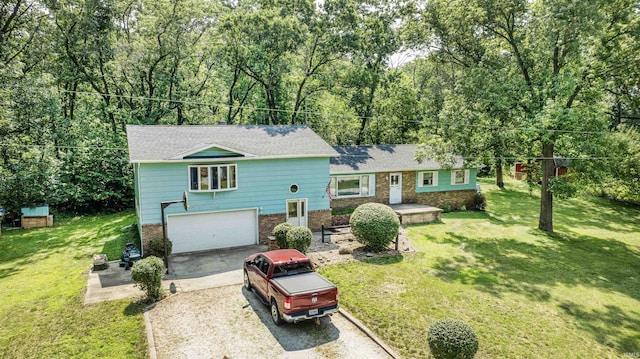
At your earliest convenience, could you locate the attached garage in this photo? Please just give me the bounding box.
[167,209,258,253]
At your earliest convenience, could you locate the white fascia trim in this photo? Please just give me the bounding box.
[170,143,257,160]
[330,167,446,175]
[130,154,334,164]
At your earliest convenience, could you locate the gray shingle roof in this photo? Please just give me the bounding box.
[127,125,338,162]
[330,145,464,174]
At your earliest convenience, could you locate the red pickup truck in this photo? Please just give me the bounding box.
[243,249,339,325]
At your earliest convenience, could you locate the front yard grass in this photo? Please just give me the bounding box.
[319,179,640,358]
[0,211,147,358]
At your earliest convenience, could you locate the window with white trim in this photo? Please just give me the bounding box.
[330,174,375,198]
[189,164,237,192]
[451,169,470,185]
[418,171,438,187]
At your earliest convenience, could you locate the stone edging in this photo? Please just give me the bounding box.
[338,308,402,359]
[143,292,181,359]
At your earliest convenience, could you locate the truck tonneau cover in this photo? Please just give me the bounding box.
[271,272,335,295]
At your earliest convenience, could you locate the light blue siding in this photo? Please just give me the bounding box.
[133,164,143,231]
[187,147,240,158]
[415,169,477,193]
[21,205,49,216]
[137,158,331,224]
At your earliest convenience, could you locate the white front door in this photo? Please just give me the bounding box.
[389,173,402,204]
[286,199,308,227]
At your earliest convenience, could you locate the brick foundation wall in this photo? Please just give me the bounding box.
[401,171,417,203]
[414,189,477,209]
[140,223,163,255]
[258,213,286,244]
[308,209,332,231]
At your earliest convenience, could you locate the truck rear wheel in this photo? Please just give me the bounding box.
[243,270,251,290]
[270,299,283,326]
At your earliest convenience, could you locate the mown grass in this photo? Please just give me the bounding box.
[319,178,640,358]
[0,211,147,358]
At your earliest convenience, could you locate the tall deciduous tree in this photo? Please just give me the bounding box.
[412,0,636,232]
[327,0,401,144]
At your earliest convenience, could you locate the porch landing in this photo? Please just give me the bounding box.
[390,204,442,225]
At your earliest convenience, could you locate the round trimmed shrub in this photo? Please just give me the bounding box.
[470,193,487,211]
[147,237,172,258]
[349,203,400,252]
[272,222,294,249]
[427,318,479,359]
[131,256,165,302]
[285,226,313,253]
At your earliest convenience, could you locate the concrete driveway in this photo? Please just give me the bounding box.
[84,244,267,304]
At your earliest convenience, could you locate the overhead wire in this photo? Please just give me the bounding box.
[4,84,619,136]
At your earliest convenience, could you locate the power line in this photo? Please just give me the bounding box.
[5,84,618,136]
[0,143,128,151]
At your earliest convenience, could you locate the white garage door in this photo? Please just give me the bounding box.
[167,209,258,253]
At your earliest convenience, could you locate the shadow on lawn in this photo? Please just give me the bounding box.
[0,213,135,280]
[430,231,640,353]
[558,302,640,353]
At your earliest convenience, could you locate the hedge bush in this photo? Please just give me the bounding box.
[286,226,313,253]
[470,192,487,211]
[427,318,479,359]
[131,256,165,302]
[147,237,172,258]
[272,222,294,249]
[349,203,400,252]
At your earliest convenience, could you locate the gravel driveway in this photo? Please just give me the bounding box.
[146,284,393,359]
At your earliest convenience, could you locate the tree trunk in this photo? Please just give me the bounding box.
[495,158,504,188]
[538,142,555,232]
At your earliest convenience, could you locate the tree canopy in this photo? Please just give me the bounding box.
[0,0,638,228]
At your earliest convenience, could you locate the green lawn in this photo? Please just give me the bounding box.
[320,178,640,358]
[0,211,147,358]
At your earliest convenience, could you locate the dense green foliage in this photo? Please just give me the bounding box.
[285,226,313,253]
[147,237,173,258]
[349,203,400,252]
[131,256,165,302]
[0,0,638,222]
[470,193,487,211]
[0,212,147,358]
[331,207,356,216]
[272,222,294,249]
[428,318,479,359]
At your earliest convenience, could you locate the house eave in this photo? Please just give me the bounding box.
[130,153,336,164]
[329,167,470,175]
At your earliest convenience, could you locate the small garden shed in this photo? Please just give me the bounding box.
[21,203,54,229]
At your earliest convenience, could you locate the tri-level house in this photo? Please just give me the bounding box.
[126,125,477,254]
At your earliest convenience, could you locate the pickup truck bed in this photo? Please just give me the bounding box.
[271,272,335,295]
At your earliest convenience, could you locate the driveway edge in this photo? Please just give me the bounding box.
[338,308,401,359]
[144,293,180,359]
[143,309,157,359]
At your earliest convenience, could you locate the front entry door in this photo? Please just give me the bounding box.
[389,173,402,204]
[286,199,308,227]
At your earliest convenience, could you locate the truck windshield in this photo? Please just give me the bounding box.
[272,262,313,277]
